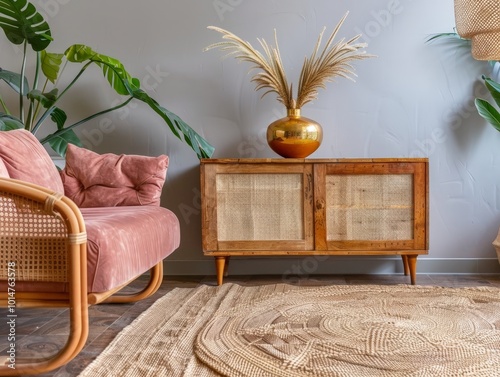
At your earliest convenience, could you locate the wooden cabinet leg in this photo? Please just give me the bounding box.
[215,257,226,286]
[402,255,409,276]
[223,256,230,277]
[407,255,418,285]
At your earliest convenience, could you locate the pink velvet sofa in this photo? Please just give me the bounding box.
[0,129,180,376]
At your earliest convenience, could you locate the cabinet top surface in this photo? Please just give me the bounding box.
[200,158,428,164]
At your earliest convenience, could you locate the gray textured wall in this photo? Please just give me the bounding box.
[2,0,499,276]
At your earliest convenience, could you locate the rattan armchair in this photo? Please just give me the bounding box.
[0,130,180,376]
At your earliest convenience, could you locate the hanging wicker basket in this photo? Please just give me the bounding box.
[454,0,500,60]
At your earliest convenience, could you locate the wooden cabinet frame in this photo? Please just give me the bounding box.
[200,158,429,285]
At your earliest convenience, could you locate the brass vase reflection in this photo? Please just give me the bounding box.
[266,108,323,158]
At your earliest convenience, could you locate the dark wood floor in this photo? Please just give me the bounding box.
[2,273,500,376]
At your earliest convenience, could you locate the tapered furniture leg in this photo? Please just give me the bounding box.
[402,255,409,276]
[407,255,418,285]
[215,257,226,285]
[223,257,230,277]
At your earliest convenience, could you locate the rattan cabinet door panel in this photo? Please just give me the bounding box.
[216,173,303,241]
[201,160,314,254]
[314,161,428,253]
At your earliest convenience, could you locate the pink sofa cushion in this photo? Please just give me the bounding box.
[82,205,180,292]
[60,144,169,207]
[0,158,9,178]
[0,129,64,193]
[0,205,181,294]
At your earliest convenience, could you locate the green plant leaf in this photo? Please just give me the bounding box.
[0,0,51,51]
[49,107,67,130]
[26,97,67,133]
[64,44,95,61]
[107,64,215,159]
[129,87,215,158]
[0,112,24,130]
[483,77,500,108]
[64,44,139,95]
[0,68,29,94]
[28,88,59,107]
[45,128,82,157]
[42,106,81,157]
[58,56,215,159]
[475,98,500,131]
[41,50,63,84]
[426,32,468,43]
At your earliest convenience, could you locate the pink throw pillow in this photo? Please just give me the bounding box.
[0,129,65,193]
[60,144,168,207]
[0,158,10,178]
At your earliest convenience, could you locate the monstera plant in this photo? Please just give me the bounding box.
[0,0,214,158]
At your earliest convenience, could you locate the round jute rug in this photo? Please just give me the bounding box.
[194,284,500,377]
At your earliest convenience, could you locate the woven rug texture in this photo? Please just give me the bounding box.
[78,283,500,377]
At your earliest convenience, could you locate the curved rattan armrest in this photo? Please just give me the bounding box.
[0,177,86,239]
[0,178,90,375]
[0,177,87,294]
[1,177,81,216]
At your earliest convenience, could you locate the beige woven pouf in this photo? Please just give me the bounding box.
[454,0,500,60]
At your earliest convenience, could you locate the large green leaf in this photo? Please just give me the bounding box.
[0,0,51,51]
[0,112,24,130]
[49,107,66,128]
[120,70,214,158]
[475,98,500,131]
[26,87,77,155]
[130,88,215,158]
[41,50,63,84]
[57,54,215,158]
[28,88,58,107]
[110,64,215,158]
[483,77,500,108]
[0,68,29,94]
[33,101,81,157]
[64,44,139,95]
[45,125,82,157]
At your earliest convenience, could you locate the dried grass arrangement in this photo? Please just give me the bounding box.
[204,12,373,110]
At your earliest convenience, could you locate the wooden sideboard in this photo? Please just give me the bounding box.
[200,158,429,285]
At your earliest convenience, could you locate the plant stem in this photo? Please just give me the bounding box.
[20,41,28,125]
[32,61,92,134]
[0,96,10,114]
[25,52,41,130]
[54,58,68,88]
[33,52,41,92]
[32,78,49,122]
[38,97,134,144]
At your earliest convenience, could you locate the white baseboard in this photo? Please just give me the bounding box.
[163,257,500,276]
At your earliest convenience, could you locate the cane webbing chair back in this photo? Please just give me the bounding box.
[0,191,69,283]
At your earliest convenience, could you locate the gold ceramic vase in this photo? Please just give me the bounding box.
[266,108,323,158]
